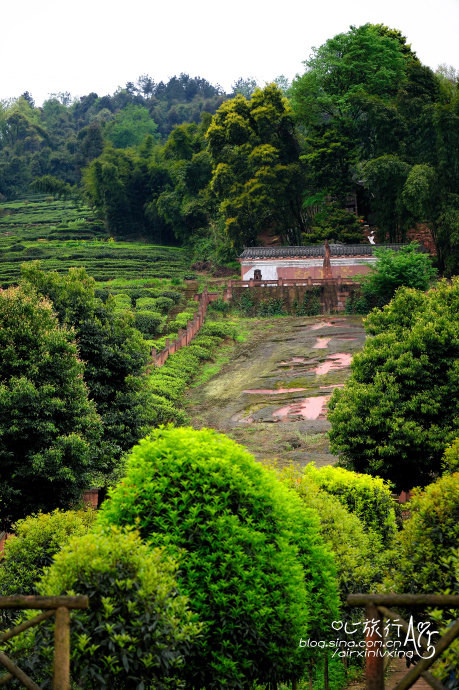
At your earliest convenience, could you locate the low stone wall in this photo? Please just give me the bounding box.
[151,288,223,368]
[225,279,359,313]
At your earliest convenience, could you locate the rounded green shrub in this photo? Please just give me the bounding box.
[282,469,382,601]
[98,427,339,689]
[134,310,163,336]
[389,472,459,595]
[135,297,158,310]
[153,296,175,313]
[303,463,397,547]
[111,293,132,308]
[13,526,200,689]
[159,289,182,303]
[200,321,236,339]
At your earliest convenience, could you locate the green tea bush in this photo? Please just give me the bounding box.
[208,297,232,314]
[12,526,200,689]
[147,393,188,425]
[153,296,175,313]
[303,463,397,547]
[187,343,212,360]
[134,310,163,336]
[112,293,132,308]
[200,321,236,339]
[169,311,195,330]
[98,428,339,689]
[192,334,221,349]
[159,289,182,303]
[135,297,158,310]
[146,375,186,404]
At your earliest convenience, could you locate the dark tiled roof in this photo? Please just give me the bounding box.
[239,244,417,259]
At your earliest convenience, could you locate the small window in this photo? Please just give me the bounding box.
[254,269,262,280]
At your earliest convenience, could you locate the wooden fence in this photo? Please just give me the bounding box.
[347,594,459,690]
[0,595,89,690]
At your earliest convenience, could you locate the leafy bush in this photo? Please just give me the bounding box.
[208,297,232,314]
[187,343,212,360]
[112,292,132,308]
[442,438,459,474]
[134,310,163,336]
[11,526,200,690]
[135,297,158,310]
[159,289,182,303]
[192,334,221,349]
[329,278,459,492]
[257,297,286,316]
[200,320,236,339]
[99,427,340,689]
[302,463,397,547]
[293,289,321,316]
[153,296,175,313]
[387,473,459,684]
[282,468,382,600]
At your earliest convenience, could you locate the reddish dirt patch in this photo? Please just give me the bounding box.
[243,388,307,394]
[273,395,330,421]
[309,319,345,330]
[312,337,331,349]
[314,353,352,375]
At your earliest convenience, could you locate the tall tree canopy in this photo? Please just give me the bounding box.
[206,84,306,248]
[0,286,102,526]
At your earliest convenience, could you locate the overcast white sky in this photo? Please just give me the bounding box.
[2,0,459,105]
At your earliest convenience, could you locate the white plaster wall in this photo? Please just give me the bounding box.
[241,257,376,280]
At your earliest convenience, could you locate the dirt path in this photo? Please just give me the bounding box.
[186,315,365,468]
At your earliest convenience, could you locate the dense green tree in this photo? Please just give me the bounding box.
[207,84,306,248]
[104,103,158,148]
[329,279,459,492]
[0,286,102,527]
[20,264,155,469]
[359,243,437,306]
[362,155,412,241]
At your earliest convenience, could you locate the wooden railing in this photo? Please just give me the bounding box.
[347,594,459,690]
[0,595,89,690]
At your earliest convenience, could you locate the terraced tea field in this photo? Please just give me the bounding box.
[0,197,189,285]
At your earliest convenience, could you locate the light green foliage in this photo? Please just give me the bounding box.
[0,509,96,602]
[282,468,382,601]
[151,296,174,313]
[207,84,306,247]
[389,472,459,594]
[112,292,132,309]
[442,439,459,474]
[11,526,200,689]
[104,104,158,149]
[98,427,340,688]
[386,473,459,683]
[301,463,397,547]
[329,278,459,492]
[360,243,437,307]
[0,286,102,526]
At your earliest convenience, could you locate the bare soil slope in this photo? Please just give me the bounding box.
[186,315,365,468]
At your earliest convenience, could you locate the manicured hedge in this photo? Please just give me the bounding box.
[98,427,340,688]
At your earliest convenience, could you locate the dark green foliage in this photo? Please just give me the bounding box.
[293,289,321,316]
[19,265,158,468]
[11,526,200,689]
[329,278,459,491]
[152,296,175,312]
[159,289,182,303]
[207,84,306,248]
[303,203,365,244]
[98,427,340,688]
[0,286,102,527]
[301,463,397,548]
[134,310,163,336]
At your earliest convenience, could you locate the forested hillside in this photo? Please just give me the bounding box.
[1,24,458,274]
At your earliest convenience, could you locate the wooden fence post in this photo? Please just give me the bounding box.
[53,606,70,690]
[365,602,384,690]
